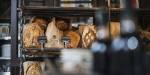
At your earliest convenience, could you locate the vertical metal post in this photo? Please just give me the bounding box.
[92,0,97,7]
[11,0,19,75]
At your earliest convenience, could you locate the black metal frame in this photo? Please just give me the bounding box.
[11,0,150,75]
[0,18,10,23]
[11,0,99,75]
[22,6,98,16]
[61,1,92,4]
[11,0,20,75]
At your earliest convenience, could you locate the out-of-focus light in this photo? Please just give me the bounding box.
[96,28,108,40]
[111,37,125,51]
[127,36,139,50]
[121,19,135,33]
[3,36,11,40]
[91,42,107,53]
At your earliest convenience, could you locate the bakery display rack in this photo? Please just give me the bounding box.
[10,0,150,75]
[11,0,101,75]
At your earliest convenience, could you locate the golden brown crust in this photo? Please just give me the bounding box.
[66,31,80,48]
[23,23,44,48]
[110,22,120,39]
[26,62,42,75]
[56,20,70,31]
[55,17,70,31]
[80,25,96,48]
[83,29,96,48]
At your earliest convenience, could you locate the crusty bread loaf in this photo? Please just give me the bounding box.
[24,62,44,75]
[26,63,42,75]
[23,23,44,48]
[80,25,96,48]
[45,18,64,48]
[83,29,96,48]
[66,31,80,48]
[110,22,120,39]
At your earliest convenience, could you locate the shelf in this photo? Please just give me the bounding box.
[0,57,11,60]
[109,8,150,15]
[0,18,10,23]
[23,48,61,56]
[60,1,92,3]
[25,48,62,51]
[0,37,11,44]
[24,56,59,61]
[0,36,22,42]
[0,36,11,41]
[21,7,150,20]
[21,6,99,16]
[108,8,150,21]
[23,48,61,61]
[0,72,10,75]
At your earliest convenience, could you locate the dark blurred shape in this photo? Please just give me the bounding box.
[110,31,144,75]
[95,8,109,26]
[93,7,109,75]
[24,0,60,7]
[91,41,108,75]
[139,0,150,9]
[110,0,120,8]
[0,0,10,18]
[119,0,144,75]
[94,0,106,7]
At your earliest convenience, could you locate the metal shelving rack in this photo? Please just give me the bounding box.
[11,0,150,75]
[21,6,98,16]
[11,0,19,75]
[11,0,100,75]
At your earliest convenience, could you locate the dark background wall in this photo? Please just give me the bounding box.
[138,0,150,29]
[139,0,150,9]
[0,0,10,18]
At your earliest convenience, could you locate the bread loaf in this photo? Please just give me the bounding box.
[80,25,96,48]
[45,18,64,48]
[23,23,44,48]
[83,29,96,48]
[66,31,80,48]
[24,62,45,75]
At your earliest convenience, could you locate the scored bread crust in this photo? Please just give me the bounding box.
[83,29,96,48]
[66,31,80,48]
[26,62,42,75]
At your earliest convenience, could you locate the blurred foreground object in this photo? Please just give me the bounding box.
[60,49,93,75]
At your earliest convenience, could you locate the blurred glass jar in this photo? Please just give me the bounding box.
[2,44,11,57]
